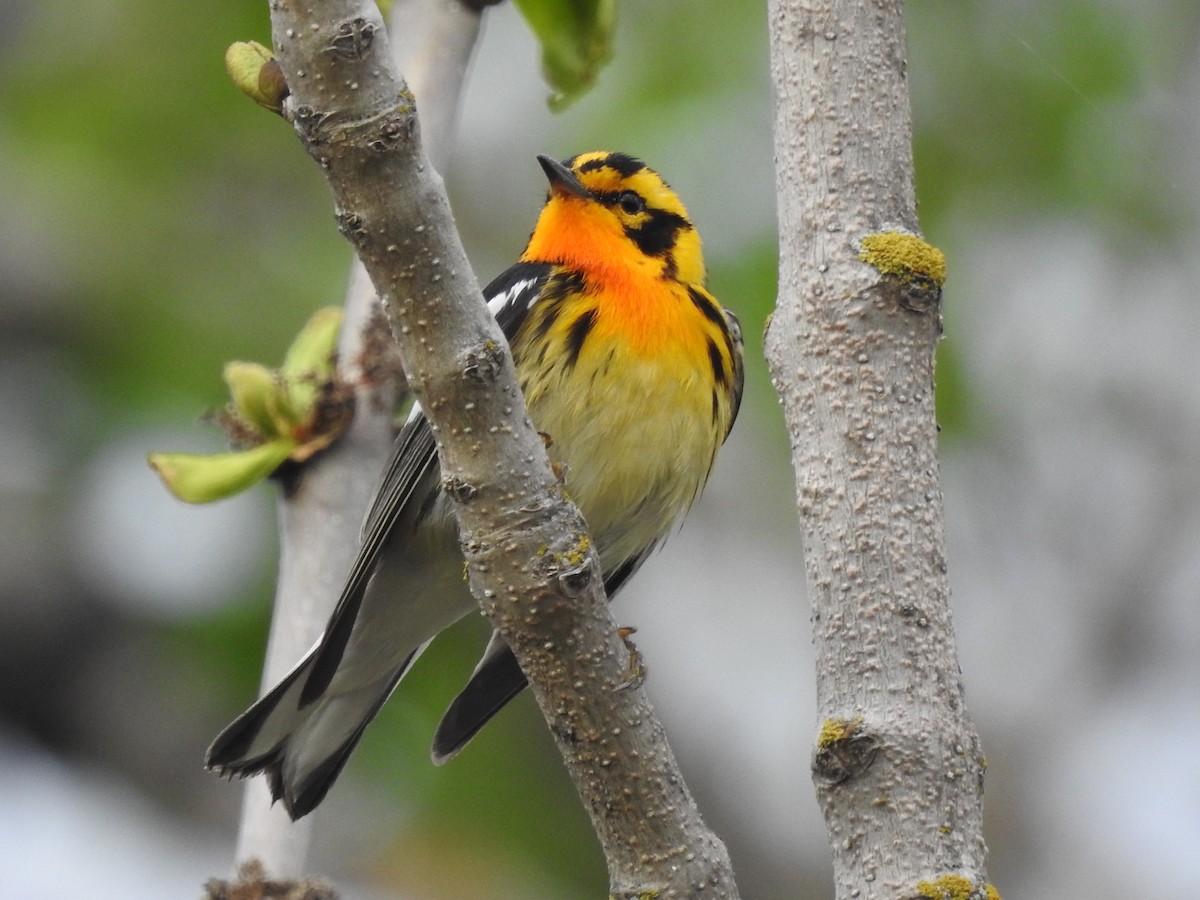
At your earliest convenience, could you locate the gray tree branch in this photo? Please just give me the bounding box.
[765,0,993,897]
[242,0,739,895]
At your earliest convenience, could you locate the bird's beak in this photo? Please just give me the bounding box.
[537,154,591,199]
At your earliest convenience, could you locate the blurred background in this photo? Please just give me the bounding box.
[2,0,1198,897]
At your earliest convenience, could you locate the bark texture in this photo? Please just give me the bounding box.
[257,1,738,895]
[764,1,993,897]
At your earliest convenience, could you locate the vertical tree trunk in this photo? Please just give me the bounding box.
[765,1,995,897]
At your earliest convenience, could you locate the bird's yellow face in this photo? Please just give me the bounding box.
[522,151,707,287]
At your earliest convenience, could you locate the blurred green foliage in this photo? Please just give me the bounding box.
[909,0,1196,238]
[0,3,342,414]
[515,0,616,110]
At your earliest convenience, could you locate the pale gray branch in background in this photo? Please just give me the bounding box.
[231,0,483,877]
[390,0,490,170]
[765,0,993,896]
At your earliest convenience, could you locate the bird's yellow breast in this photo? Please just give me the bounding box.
[512,277,732,571]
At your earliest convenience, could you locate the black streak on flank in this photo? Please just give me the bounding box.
[530,271,585,344]
[690,287,738,362]
[552,269,587,301]
[688,286,725,328]
[531,298,564,344]
[565,308,599,368]
[706,336,728,388]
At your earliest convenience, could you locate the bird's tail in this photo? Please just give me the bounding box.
[206,642,425,820]
[431,631,529,765]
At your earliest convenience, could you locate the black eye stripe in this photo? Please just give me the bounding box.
[558,158,694,264]
[593,189,645,210]
[624,208,691,258]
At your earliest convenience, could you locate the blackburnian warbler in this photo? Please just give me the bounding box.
[206,151,744,819]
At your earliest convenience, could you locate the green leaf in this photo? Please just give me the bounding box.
[224,41,289,113]
[514,0,616,111]
[281,306,342,413]
[149,307,350,504]
[223,361,285,438]
[148,440,296,504]
[281,307,342,380]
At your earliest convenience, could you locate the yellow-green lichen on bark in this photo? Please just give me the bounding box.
[858,230,947,288]
[915,873,1000,900]
[817,716,863,748]
[556,533,591,567]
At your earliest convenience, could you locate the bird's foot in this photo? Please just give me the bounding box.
[612,626,645,692]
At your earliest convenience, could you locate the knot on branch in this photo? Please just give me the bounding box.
[813,716,880,784]
[367,116,415,153]
[536,533,596,597]
[461,340,506,384]
[442,473,479,503]
[898,603,931,628]
[291,105,333,153]
[558,559,595,597]
[335,211,369,246]
[328,17,377,61]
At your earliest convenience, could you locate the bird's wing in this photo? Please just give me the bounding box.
[482,261,553,339]
[299,263,552,705]
[723,306,745,441]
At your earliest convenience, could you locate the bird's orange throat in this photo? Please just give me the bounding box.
[521,199,703,359]
[523,196,660,276]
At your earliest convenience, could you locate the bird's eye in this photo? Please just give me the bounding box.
[618,191,645,215]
